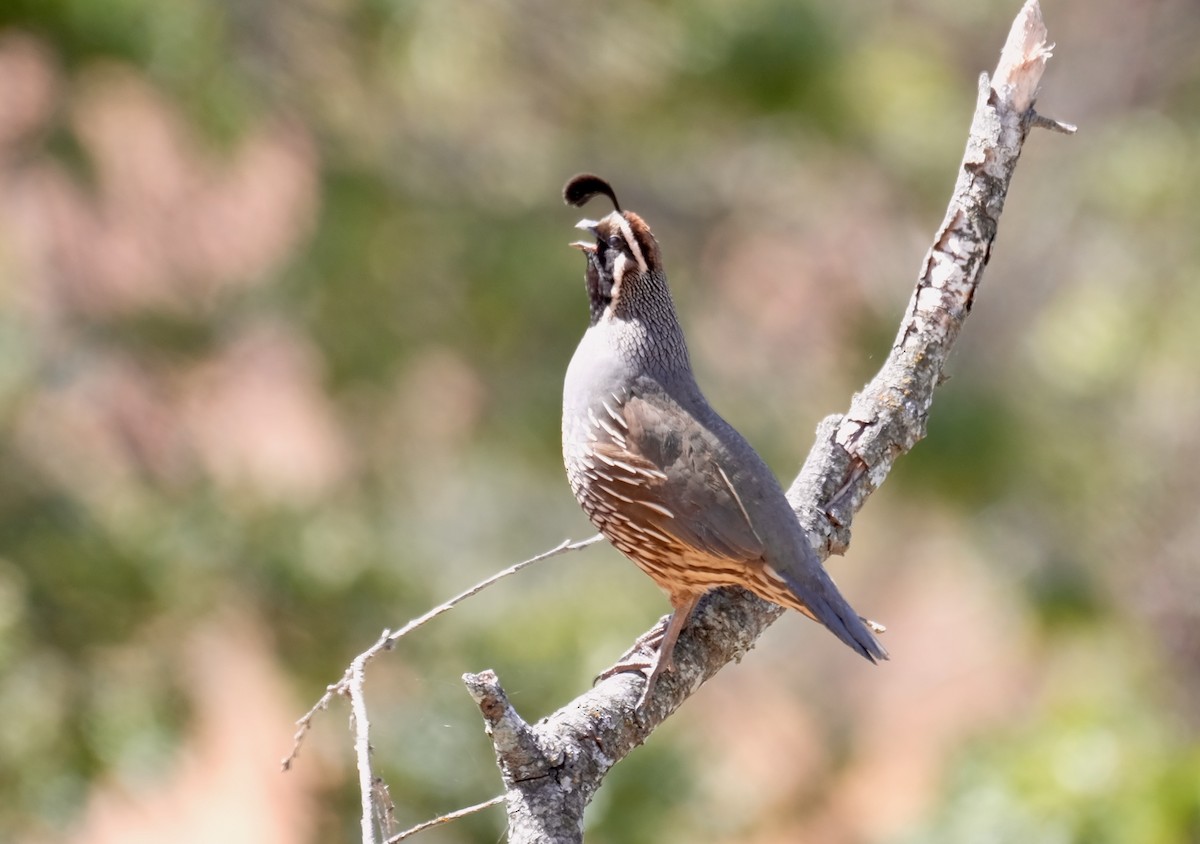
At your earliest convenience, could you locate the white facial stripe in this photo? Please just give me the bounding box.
[613,215,648,274]
[611,252,631,302]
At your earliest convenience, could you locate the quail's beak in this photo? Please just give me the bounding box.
[570,218,601,253]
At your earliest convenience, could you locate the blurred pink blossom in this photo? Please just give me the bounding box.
[1,55,317,319]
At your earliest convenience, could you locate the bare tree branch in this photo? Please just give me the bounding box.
[282,534,603,774]
[384,796,506,844]
[283,535,603,844]
[465,2,1072,842]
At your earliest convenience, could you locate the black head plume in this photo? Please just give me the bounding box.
[563,174,621,211]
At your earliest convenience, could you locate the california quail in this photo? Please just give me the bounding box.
[561,174,887,707]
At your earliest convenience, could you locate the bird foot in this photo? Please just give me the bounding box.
[593,615,674,707]
[595,652,669,710]
[595,600,698,709]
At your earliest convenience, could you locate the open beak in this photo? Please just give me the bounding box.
[570,218,600,253]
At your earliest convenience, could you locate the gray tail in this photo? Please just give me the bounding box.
[777,567,889,663]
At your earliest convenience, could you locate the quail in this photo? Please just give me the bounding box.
[560,174,887,707]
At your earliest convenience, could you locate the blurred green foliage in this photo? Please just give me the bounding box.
[903,657,1200,844]
[0,0,1198,843]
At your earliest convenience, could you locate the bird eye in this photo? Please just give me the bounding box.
[607,235,624,250]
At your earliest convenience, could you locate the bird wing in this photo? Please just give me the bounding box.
[589,392,768,564]
[590,391,888,663]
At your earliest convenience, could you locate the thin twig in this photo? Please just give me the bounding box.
[282,682,341,771]
[350,649,378,844]
[379,534,604,649]
[1030,111,1077,134]
[383,795,506,844]
[281,534,603,769]
[374,778,399,840]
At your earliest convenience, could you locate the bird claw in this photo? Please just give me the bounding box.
[593,614,675,707]
[624,615,671,657]
[593,654,653,685]
[594,654,669,710]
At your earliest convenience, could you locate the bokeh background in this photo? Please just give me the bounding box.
[2,0,1198,842]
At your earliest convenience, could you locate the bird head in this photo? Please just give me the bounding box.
[563,174,664,324]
